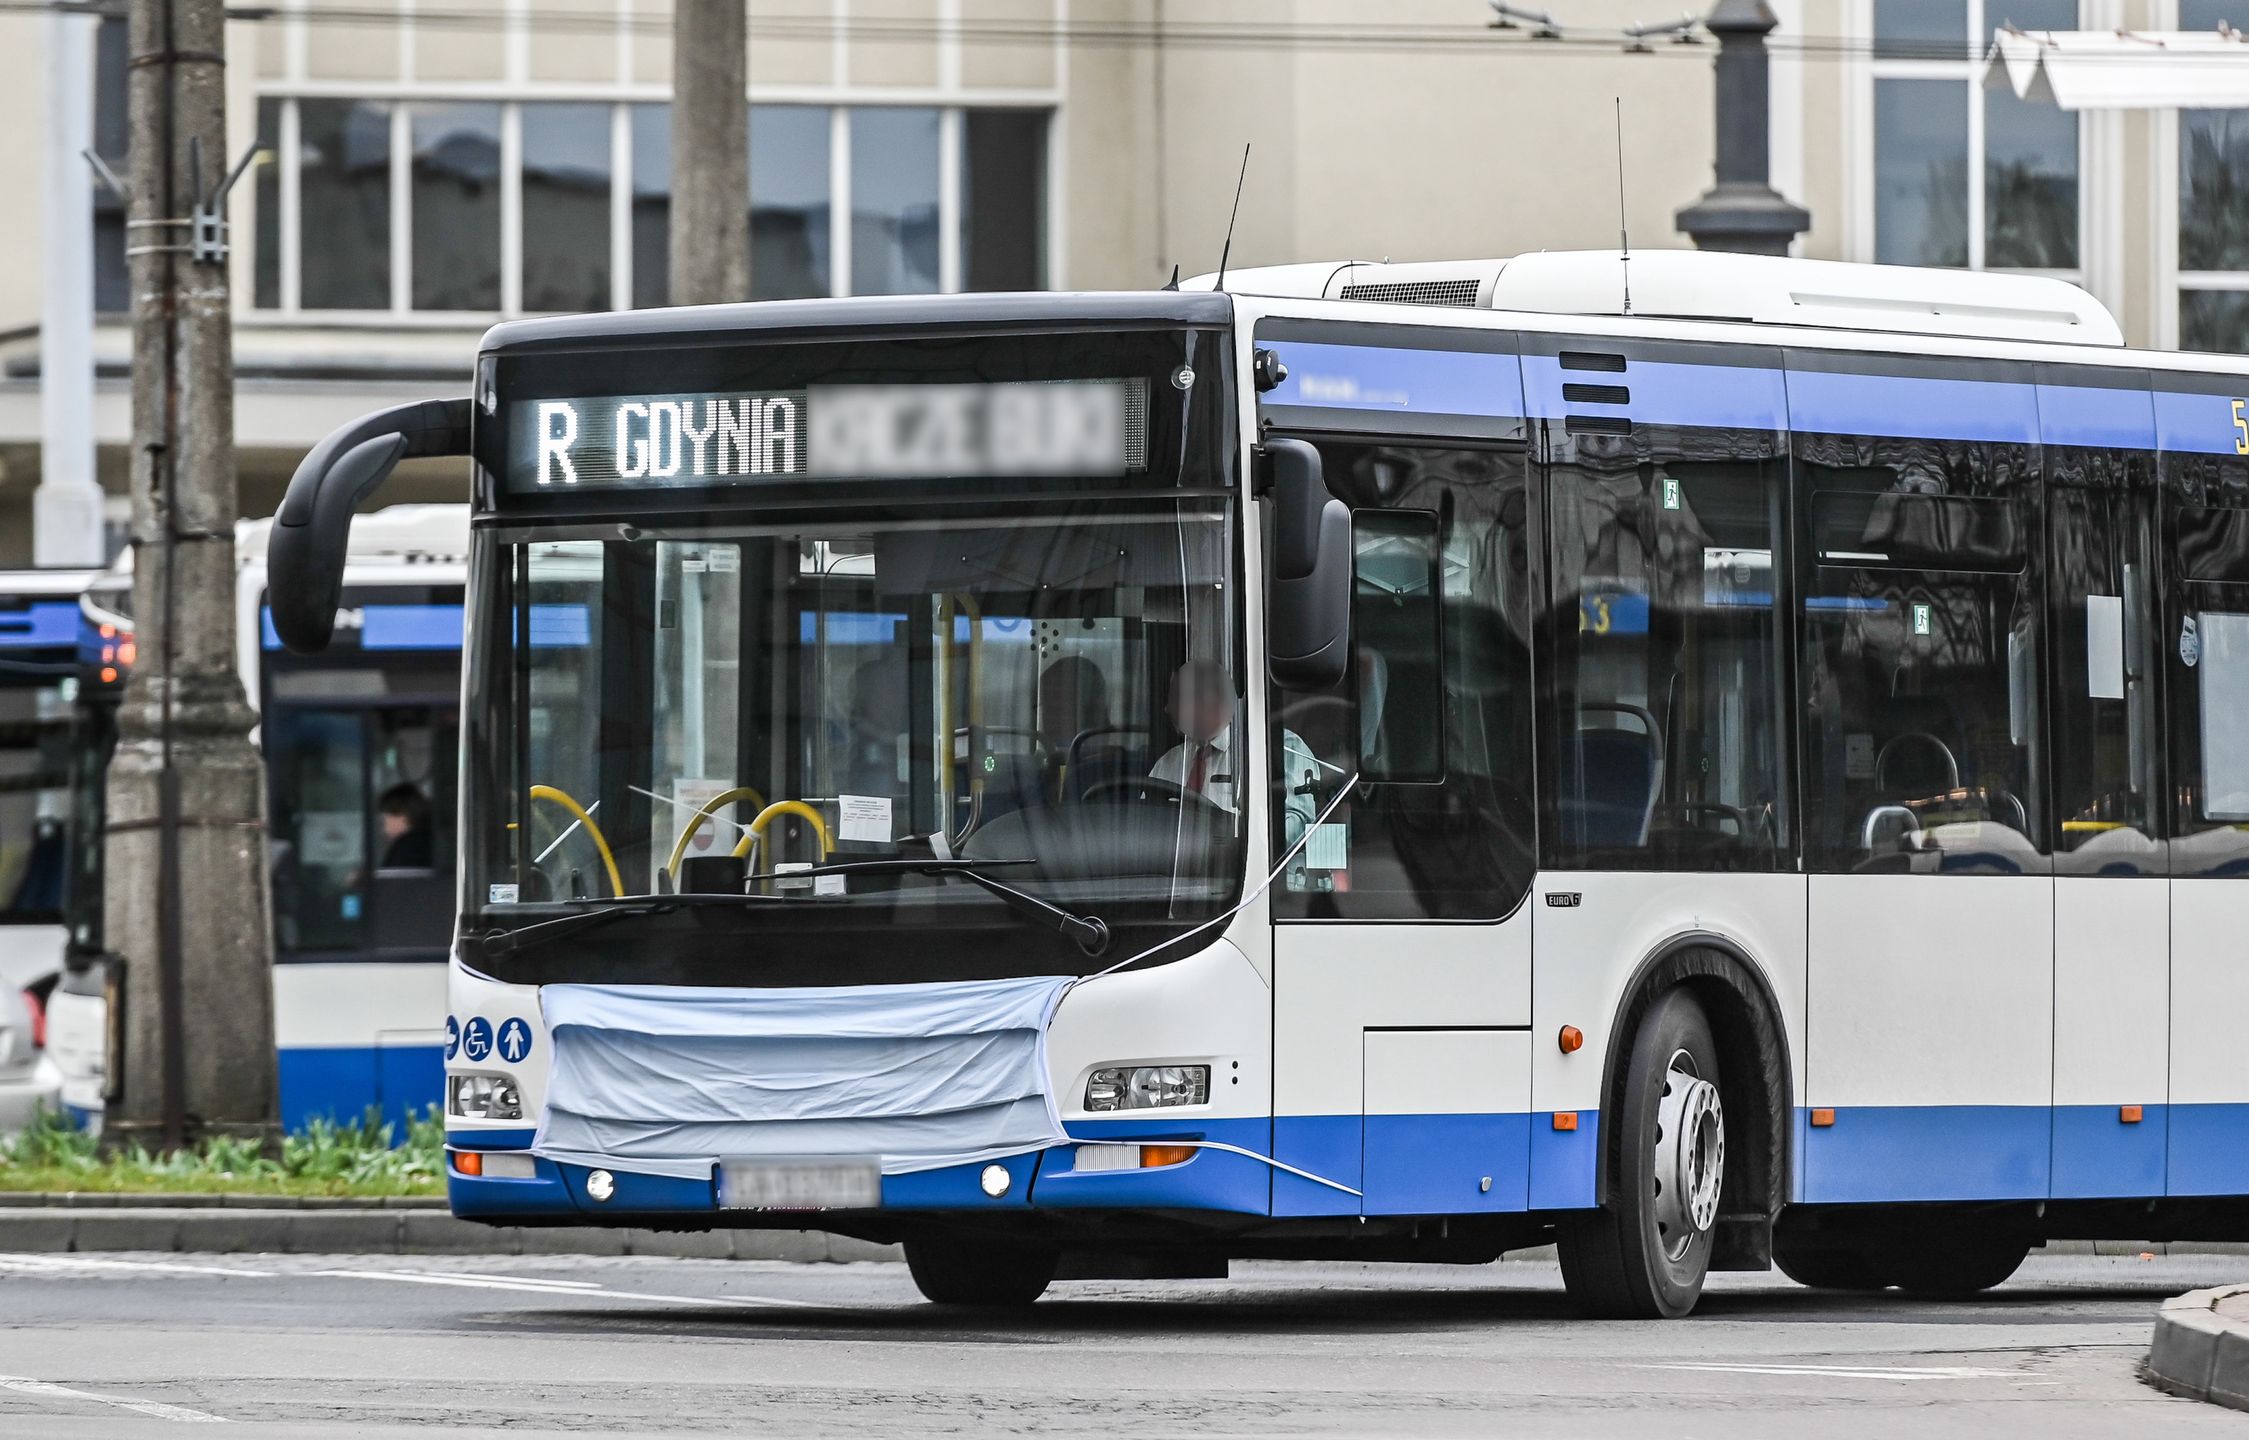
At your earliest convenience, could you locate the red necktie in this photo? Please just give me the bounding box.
[1186,743,1210,795]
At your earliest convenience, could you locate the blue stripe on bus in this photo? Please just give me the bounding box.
[1786,370,2042,444]
[1529,1110,1600,1211]
[2166,1105,2249,1196]
[0,600,82,649]
[261,603,466,652]
[1801,1105,2050,1203]
[2052,1104,2168,1200]
[1523,356,1788,432]
[2038,384,2156,450]
[1041,1116,1273,1214]
[2156,389,2249,457]
[278,1043,443,1137]
[1263,342,1523,418]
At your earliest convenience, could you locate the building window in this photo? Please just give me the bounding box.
[2179,1,2249,350]
[1870,0,2080,273]
[254,100,1046,316]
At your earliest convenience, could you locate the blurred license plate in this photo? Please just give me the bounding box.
[719,1158,881,1211]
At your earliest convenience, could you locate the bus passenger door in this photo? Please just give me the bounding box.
[1793,356,2054,1204]
[2042,374,2168,1200]
[1256,335,1538,1219]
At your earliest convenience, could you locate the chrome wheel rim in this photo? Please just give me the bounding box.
[1652,1050,1725,1264]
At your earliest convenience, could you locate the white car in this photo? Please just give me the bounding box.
[0,983,61,1135]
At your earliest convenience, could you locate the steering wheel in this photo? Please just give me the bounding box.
[1082,775,1229,816]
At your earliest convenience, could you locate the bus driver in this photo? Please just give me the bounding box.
[1150,661,1326,835]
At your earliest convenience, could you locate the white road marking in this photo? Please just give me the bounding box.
[0,1255,272,1279]
[0,1375,227,1423]
[1642,1362,2039,1382]
[313,1268,831,1309]
[439,1271,605,1290]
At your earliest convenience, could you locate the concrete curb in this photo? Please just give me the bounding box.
[2147,1284,2249,1409]
[0,1205,899,1262]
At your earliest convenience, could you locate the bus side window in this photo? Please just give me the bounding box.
[1796,430,2045,873]
[2164,455,2249,876]
[1540,432,1792,872]
[1271,439,1534,921]
[2046,452,2161,874]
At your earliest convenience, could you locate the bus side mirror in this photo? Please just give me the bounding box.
[1263,438,1351,692]
[269,398,472,653]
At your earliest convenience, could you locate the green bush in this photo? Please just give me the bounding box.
[0,1105,447,1197]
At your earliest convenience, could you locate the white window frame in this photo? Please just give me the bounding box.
[248,0,1062,324]
[1847,0,2107,295]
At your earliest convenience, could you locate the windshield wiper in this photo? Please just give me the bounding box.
[764,857,1112,957]
[479,893,780,958]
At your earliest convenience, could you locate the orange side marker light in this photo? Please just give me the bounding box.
[1810,1108,1836,1128]
[2120,1104,2144,1124]
[1557,1025,1584,1054]
[453,1150,483,1176]
[1140,1145,1196,1168]
[1552,1112,1578,1132]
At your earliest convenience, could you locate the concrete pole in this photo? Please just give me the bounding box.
[37,10,105,569]
[669,0,749,305]
[1674,0,1811,256]
[105,0,276,1148]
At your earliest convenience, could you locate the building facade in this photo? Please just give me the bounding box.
[0,0,2243,560]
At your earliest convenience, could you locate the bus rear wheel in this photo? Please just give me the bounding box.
[1875,1234,2029,1296]
[1559,988,1726,1319]
[904,1236,1059,1307]
[1772,1238,1888,1292]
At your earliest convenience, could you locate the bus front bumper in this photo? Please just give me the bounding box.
[445,1118,1277,1222]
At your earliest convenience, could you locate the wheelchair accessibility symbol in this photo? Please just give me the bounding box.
[461,1016,493,1063]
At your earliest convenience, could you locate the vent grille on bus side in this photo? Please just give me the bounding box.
[1336,279,1483,308]
[1559,351,1628,373]
[1562,383,1630,406]
[1564,415,1633,436]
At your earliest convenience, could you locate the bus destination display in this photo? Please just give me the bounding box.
[508,379,1148,491]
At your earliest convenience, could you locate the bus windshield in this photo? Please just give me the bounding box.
[463,327,1242,982]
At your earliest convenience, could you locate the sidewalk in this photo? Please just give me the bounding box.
[2147,1284,2249,1410]
[0,1196,898,1261]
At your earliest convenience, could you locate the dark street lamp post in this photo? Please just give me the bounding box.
[1675,0,1811,256]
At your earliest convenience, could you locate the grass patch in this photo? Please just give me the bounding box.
[0,1106,447,1198]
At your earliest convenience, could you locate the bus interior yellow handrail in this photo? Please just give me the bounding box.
[663,784,770,879]
[527,784,625,897]
[730,800,835,868]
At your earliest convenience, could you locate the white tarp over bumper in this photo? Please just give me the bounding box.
[1989,29,2249,110]
[532,975,1074,1180]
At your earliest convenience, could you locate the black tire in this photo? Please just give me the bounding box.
[1558,987,1725,1319]
[904,1236,1058,1307]
[1875,1233,2029,1296]
[1772,1239,1889,1292]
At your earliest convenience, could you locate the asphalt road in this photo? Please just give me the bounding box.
[0,1250,2238,1437]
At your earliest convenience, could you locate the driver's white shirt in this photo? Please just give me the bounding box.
[1149,723,1323,830]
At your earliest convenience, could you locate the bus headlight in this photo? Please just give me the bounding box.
[448,1072,524,1121]
[1084,1065,1209,1112]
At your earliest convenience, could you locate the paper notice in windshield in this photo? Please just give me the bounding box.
[838,794,893,844]
[670,778,738,860]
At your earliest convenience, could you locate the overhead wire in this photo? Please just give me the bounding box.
[9,0,2235,65]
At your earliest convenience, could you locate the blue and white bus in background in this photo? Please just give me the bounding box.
[46,505,466,1133]
[0,568,122,1123]
[271,252,2249,1315]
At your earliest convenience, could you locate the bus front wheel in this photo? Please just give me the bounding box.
[1559,988,1726,1319]
[904,1236,1058,1307]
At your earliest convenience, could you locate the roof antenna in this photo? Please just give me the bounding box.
[1214,143,1251,292]
[1614,98,1632,316]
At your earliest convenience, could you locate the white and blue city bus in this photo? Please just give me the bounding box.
[45,506,467,1133]
[0,568,121,1053]
[270,252,2249,1315]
